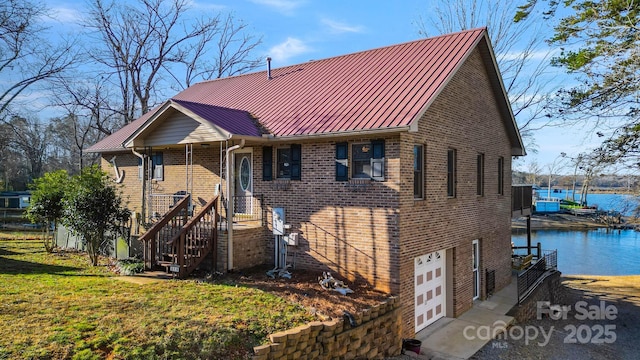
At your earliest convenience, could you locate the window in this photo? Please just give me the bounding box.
[152,153,164,181]
[263,145,301,181]
[498,156,504,195]
[277,148,291,178]
[447,148,456,197]
[138,152,163,181]
[414,145,424,199]
[352,143,372,178]
[477,153,485,196]
[336,140,385,182]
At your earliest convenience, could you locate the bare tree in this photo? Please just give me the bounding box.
[415,0,554,145]
[0,0,77,117]
[49,114,102,173]
[83,0,262,123]
[525,160,542,185]
[5,116,52,184]
[52,76,123,137]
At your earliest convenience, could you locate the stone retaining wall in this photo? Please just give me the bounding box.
[252,297,402,360]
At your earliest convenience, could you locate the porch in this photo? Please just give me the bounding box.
[139,192,266,278]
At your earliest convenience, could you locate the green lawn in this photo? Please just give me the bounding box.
[0,234,313,360]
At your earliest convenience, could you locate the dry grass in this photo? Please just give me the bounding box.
[0,235,314,360]
[562,275,640,306]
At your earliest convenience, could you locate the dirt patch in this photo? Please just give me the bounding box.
[472,275,640,359]
[206,265,391,320]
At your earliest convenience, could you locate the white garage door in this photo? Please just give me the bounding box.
[415,250,445,332]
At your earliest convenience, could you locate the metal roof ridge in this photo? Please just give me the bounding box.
[188,28,488,87]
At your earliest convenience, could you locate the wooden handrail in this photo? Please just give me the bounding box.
[166,195,219,246]
[139,196,190,242]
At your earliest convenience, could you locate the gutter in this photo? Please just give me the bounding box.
[225,139,245,271]
[131,149,146,233]
[229,126,410,143]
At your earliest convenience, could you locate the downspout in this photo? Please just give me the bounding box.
[132,149,146,232]
[225,139,245,271]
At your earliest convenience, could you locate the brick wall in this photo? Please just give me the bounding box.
[396,47,515,337]
[253,137,401,294]
[101,146,223,220]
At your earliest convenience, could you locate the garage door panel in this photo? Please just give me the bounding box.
[415,250,445,332]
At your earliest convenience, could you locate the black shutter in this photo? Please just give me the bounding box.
[290,144,301,180]
[371,140,385,181]
[263,146,273,181]
[335,142,348,181]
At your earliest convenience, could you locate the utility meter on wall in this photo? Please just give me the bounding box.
[272,207,285,235]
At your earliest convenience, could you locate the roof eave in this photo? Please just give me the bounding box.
[248,126,410,143]
[122,100,235,148]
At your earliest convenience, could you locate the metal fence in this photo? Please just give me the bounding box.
[542,249,558,270]
[517,249,558,304]
[148,192,189,221]
[220,194,264,224]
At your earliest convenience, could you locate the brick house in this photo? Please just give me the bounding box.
[88,28,525,337]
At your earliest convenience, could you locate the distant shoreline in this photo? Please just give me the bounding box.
[546,187,635,195]
[512,213,613,230]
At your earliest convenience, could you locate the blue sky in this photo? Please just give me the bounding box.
[40,0,608,174]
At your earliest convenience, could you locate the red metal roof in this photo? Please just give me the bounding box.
[87,109,156,153]
[173,28,486,137]
[173,100,261,137]
[89,28,524,153]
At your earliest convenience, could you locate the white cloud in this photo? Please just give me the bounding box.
[48,6,84,24]
[250,0,303,15]
[500,49,559,62]
[268,37,311,63]
[186,1,227,11]
[321,18,365,34]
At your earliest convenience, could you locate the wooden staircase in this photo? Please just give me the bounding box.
[139,195,219,278]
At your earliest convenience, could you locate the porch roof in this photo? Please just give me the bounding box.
[122,100,262,148]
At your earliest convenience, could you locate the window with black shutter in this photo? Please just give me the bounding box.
[336,140,386,182]
[138,153,163,181]
[273,144,301,180]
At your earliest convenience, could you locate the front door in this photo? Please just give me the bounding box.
[472,239,480,300]
[234,150,253,214]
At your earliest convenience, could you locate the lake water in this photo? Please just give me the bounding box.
[515,191,640,275]
[542,189,638,215]
[512,228,640,275]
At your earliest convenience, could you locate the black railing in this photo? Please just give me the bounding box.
[220,194,264,225]
[542,249,557,270]
[516,249,558,303]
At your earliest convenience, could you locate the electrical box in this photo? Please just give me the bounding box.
[285,233,298,246]
[272,207,285,235]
